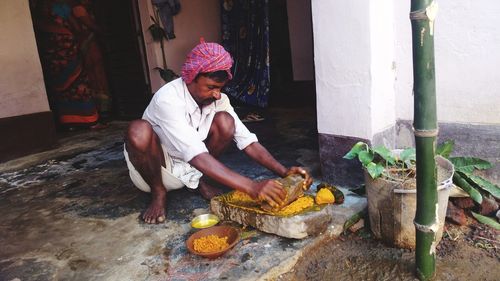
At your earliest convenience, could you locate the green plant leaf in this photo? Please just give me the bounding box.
[471,212,500,230]
[453,172,483,204]
[436,140,455,158]
[400,148,416,165]
[372,146,395,165]
[449,157,493,174]
[467,175,500,199]
[358,150,374,166]
[366,162,385,179]
[343,142,368,160]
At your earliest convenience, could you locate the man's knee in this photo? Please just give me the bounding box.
[212,112,235,138]
[126,120,154,151]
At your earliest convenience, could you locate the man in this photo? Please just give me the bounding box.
[124,40,312,224]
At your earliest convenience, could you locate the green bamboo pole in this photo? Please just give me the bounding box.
[410,1,439,280]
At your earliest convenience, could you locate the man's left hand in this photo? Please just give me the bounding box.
[285,167,313,190]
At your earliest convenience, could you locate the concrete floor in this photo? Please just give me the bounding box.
[0,108,366,281]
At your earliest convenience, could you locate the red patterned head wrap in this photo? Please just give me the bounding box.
[181,38,233,84]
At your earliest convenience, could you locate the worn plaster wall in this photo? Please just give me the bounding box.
[312,0,401,185]
[315,0,500,139]
[0,1,50,119]
[138,0,221,93]
[394,0,500,125]
[313,0,398,141]
[313,0,500,185]
[393,1,500,184]
[312,0,372,140]
[370,0,396,145]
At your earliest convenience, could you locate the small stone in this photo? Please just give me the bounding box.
[479,196,499,216]
[452,197,475,209]
[446,201,467,225]
[242,259,256,270]
[240,252,252,263]
[497,210,500,221]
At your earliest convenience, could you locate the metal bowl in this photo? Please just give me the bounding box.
[190,213,220,229]
[186,226,240,259]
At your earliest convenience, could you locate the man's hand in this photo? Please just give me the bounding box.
[286,167,313,190]
[251,179,287,208]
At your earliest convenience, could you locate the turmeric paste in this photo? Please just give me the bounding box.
[230,191,254,203]
[193,234,229,253]
[276,196,314,216]
[224,191,315,216]
[315,188,335,205]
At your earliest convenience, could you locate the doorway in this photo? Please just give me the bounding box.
[268,0,315,108]
[93,0,151,120]
[29,0,151,125]
[220,0,315,114]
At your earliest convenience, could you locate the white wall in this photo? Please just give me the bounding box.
[370,0,396,135]
[0,1,50,119]
[313,0,372,139]
[313,0,397,140]
[395,0,500,125]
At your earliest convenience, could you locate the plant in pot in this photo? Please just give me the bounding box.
[343,142,454,249]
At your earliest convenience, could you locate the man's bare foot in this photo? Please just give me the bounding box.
[142,190,166,224]
[198,178,223,200]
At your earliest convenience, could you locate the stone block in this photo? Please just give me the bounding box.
[210,188,367,239]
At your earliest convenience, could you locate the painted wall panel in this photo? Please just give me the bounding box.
[0,1,50,119]
[313,0,372,139]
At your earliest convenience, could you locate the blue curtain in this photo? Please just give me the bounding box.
[221,0,270,107]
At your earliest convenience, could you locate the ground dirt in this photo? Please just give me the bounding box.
[279,220,499,281]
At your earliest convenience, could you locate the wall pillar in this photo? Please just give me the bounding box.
[312,0,396,186]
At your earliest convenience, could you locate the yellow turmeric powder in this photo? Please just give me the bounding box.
[193,234,229,253]
[230,191,254,202]
[315,188,335,205]
[276,196,314,216]
[223,191,315,216]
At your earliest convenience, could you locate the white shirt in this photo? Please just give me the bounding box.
[142,78,258,163]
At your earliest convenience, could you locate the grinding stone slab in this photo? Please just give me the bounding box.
[210,188,367,239]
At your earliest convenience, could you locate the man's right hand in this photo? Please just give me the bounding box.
[252,179,287,208]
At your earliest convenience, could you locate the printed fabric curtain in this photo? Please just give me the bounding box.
[220,0,270,107]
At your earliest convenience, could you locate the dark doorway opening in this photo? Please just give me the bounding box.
[94,0,151,120]
[268,0,315,108]
[224,0,316,123]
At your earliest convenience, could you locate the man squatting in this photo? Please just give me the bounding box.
[124,40,312,224]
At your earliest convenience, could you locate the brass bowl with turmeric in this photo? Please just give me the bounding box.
[186,226,240,259]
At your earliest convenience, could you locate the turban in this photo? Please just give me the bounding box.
[181,38,233,84]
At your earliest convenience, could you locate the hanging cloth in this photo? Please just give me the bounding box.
[221,0,270,107]
[152,0,181,40]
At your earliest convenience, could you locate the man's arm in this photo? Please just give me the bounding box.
[243,142,313,186]
[189,152,286,208]
[243,142,288,177]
